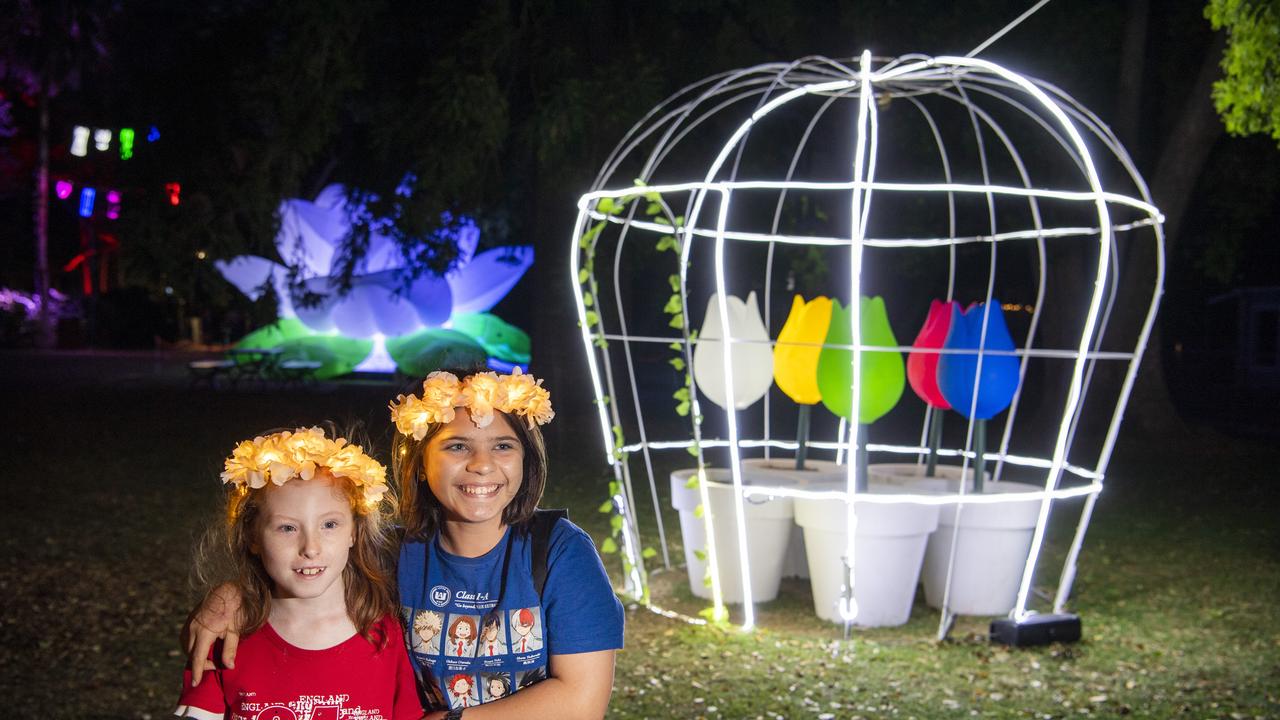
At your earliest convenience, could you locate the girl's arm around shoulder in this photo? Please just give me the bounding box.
[175,643,228,719]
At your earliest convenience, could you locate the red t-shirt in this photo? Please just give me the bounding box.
[176,614,422,720]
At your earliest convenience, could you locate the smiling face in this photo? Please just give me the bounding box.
[254,470,354,604]
[424,410,524,533]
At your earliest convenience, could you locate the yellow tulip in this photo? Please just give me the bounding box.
[772,294,833,405]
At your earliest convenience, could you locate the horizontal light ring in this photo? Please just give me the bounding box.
[739,481,1101,505]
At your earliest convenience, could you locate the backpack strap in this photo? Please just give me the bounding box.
[530,508,568,598]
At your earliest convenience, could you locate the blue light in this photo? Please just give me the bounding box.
[79,188,96,218]
[146,126,160,142]
[486,357,527,374]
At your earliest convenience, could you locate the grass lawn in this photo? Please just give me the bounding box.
[2,351,1276,718]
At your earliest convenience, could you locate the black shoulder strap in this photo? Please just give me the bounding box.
[530,508,568,598]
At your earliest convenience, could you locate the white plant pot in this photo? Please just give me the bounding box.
[884,468,1042,616]
[739,458,849,579]
[792,468,941,626]
[669,468,795,603]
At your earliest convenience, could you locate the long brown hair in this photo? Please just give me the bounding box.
[392,367,549,541]
[197,431,399,646]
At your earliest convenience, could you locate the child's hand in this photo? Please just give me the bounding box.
[183,582,244,684]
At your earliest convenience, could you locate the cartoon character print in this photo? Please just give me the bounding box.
[445,614,478,658]
[516,666,546,690]
[481,672,513,702]
[446,673,479,710]
[509,607,543,655]
[411,609,444,656]
[477,610,508,658]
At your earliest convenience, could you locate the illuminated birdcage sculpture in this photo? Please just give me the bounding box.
[570,52,1163,639]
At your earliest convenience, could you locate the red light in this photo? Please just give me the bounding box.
[165,182,181,206]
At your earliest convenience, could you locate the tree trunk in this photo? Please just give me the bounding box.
[1121,30,1227,437]
[33,89,54,349]
[1114,0,1150,153]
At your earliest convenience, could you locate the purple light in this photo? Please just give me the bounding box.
[106,190,121,220]
[55,180,73,200]
[79,188,96,218]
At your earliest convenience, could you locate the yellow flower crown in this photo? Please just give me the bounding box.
[220,427,390,511]
[390,368,554,440]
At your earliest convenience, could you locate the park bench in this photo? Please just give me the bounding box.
[187,358,238,388]
[188,347,308,389]
[275,358,324,386]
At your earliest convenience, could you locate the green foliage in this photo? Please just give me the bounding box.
[384,328,488,376]
[1207,0,1280,145]
[275,335,373,379]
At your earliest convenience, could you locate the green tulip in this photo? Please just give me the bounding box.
[816,296,905,424]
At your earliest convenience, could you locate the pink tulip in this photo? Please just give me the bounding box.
[907,299,958,409]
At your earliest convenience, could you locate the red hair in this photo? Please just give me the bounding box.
[449,674,473,694]
[515,608,534,626]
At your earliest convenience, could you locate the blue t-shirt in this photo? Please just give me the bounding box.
[398,517,624,710]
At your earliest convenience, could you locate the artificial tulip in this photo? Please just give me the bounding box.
[815,296,905,425]
[936,300,1020,420]
[907,299,959,409]
[692,291,774,410]
[773,294,834,405]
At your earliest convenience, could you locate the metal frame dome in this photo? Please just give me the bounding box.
[569,51,1164,636]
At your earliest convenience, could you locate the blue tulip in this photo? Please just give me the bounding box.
[936,301,1020,420]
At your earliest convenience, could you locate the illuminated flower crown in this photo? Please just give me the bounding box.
[220,427,390,511]
[390,368,554,440]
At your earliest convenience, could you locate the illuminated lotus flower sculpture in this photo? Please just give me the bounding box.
[215,185,533,373]
[692,292,774,410]
[936,300,1021,490]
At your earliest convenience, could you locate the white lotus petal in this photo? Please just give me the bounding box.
[329,284,379,337]
[215,256,280,302]
[447,246,533,315]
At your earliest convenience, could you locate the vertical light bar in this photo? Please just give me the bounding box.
[569,201,623,466]
[936,56,1116,622]
[680,187,728,624]
[570,198,642,597]
[93,128,111,152]
[78,188,96,218]
[106,190,121,220]
[119,128,135,159]
[71,126,90,157]
[837,50,877,623]
[712,190,756,630]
